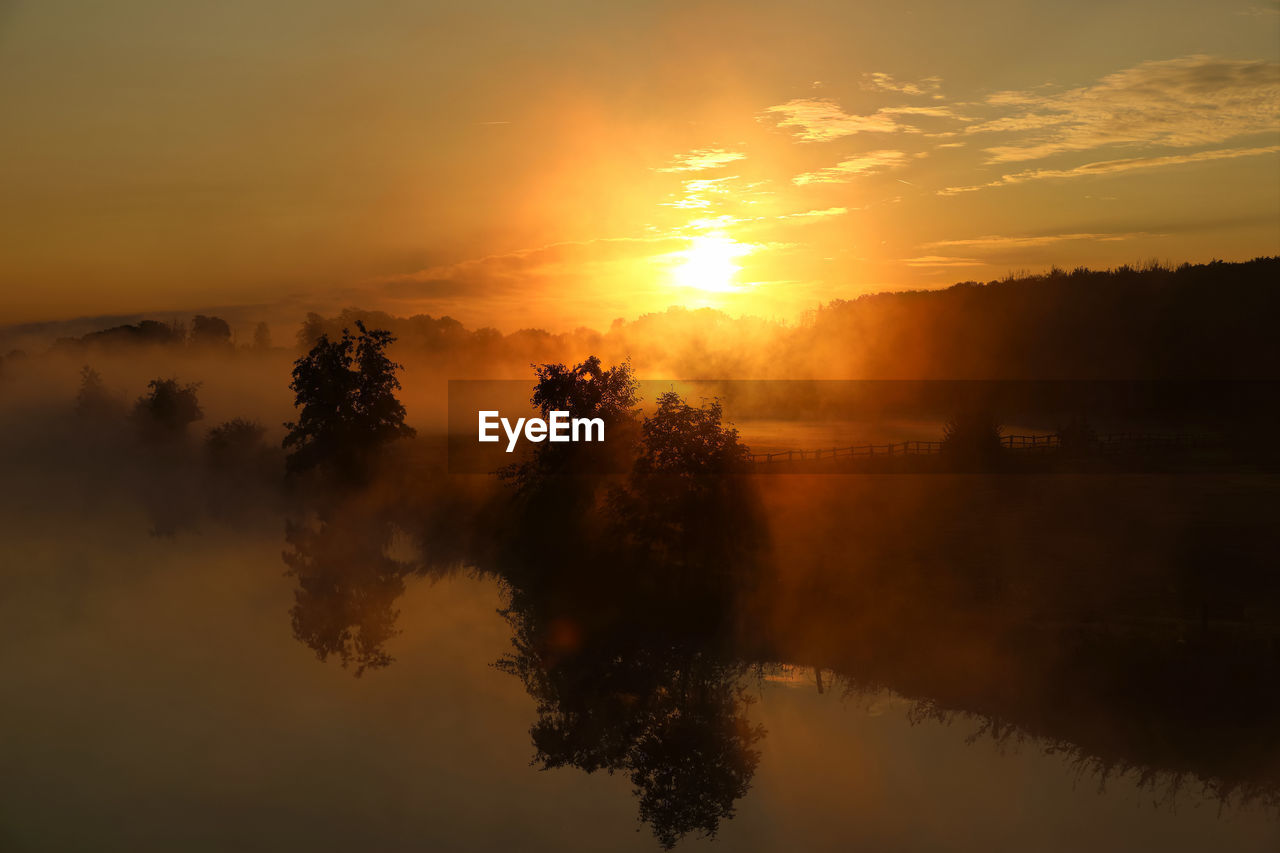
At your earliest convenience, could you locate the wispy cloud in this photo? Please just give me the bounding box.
[966,55,1280,163]
[862,72,944,98]
[793,150,910,184]
[938,144,1280,195]
[762,98,970,142]
[661,176,740,209]
[762,99,904,141]
[879,105,964,119]
[922,231,1158,250]
[904,230,1159,268]
[781,206,850,219]
[655,148,746,172]
[762,97,970,141]
[379,236,686,299]
[901,255,987,268]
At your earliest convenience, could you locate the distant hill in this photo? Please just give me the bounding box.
[803,257,1280,379]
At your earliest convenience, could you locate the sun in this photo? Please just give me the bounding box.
[670,233,752,293]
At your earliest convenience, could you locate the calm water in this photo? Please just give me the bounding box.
[2,455,1277,852]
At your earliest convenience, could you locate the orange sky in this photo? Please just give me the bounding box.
[1,0,1278,331]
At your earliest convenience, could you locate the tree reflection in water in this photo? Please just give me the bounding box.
[282,363,775,847]
[279,359,1280,847]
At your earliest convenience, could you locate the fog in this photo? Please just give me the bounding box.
[1,262,1278,850]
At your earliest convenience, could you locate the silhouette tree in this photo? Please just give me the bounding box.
[501,356,640,493]
[283,321,415,480]
[495,357,641,572]
[132,378,203,440]
[190,314,232,348]
[611,390,764,594]
[633,391,750,476]
[529,355,640,422]
[206,418,267,468]
[74,365,122,419]
[252,321,272,351]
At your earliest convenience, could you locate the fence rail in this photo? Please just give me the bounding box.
[746,432,1212,464]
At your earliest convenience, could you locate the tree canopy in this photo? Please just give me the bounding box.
[132,378,203,439]
[283,321,415,479]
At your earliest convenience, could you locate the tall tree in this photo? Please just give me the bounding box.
[283,321,415,479]
[252,321,272,351]
[501,356,640,495]
[611,390,764,594]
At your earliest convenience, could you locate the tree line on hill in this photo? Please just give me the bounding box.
[27,257,1279,380]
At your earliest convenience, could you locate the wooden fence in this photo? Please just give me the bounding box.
[746,432,1211,464]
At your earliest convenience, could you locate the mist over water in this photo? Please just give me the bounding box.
[2,463,1277,851]
[1,271,1278,851]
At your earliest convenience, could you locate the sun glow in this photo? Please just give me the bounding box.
[670,233,753,293]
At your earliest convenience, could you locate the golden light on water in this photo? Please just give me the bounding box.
[668,233,754,293]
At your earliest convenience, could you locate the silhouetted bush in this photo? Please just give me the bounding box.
[206,418,267,466]
[132,378,203,440]
[189,314,232,349]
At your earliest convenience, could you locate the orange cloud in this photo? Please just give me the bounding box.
[938,144,1280,195]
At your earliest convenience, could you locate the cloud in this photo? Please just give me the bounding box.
[661,176,740,209]
[921,231,1158,250]
[793,150,910,185]
[966,55,1280,163]
[781,206,850,219]
[762,98,968,142]
[655,148,746,172]
[378,236,686,300]
[904,230,1162,269]
[762,98,903,141]
[901,255,987,268]
[937,144,1280,195]
[862,72,944,98]
[658,175,776,220]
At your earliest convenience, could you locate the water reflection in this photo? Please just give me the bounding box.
[274,368,1279,848]
[496,602,764,849]
[283,507,409,676]
[279,464,1280,847]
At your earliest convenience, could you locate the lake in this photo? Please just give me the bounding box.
[2,438,1277,852]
